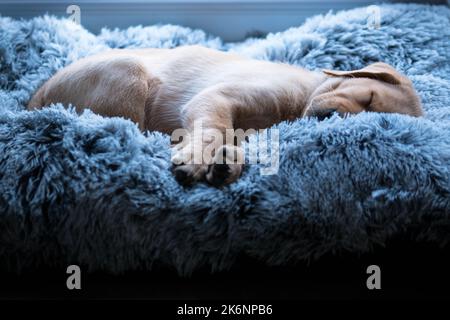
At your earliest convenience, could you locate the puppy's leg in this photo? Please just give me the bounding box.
[171,85,244,186]
[87,58,162,131]
[28,56,161,131]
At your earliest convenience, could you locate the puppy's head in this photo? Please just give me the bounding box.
[304,62,423,120]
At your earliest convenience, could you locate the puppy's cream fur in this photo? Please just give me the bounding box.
[28,45,423,185]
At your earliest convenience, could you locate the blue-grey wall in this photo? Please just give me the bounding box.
[0,1,446,41]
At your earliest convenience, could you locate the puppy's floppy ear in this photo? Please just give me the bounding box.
[323,62,404,85]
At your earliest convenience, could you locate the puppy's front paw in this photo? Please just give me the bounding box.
[171,141,209,186]
[206,163,243,186]
[172,164,209,186]
[171,142,193,165]
[206,145,244,186]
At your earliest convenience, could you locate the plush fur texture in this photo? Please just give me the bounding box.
[0,4,449,275]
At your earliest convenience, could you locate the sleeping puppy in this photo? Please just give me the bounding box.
[28,45,423,186]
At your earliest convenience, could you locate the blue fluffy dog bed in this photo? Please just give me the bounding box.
[0,4,449,275]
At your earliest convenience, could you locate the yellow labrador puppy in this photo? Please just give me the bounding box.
[28,45,423,186]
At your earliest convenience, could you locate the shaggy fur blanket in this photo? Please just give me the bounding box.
[0,4,449,275]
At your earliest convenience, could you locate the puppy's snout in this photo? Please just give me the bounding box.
[308,108,338,121]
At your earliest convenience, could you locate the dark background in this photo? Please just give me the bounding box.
[1,239,449,300]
